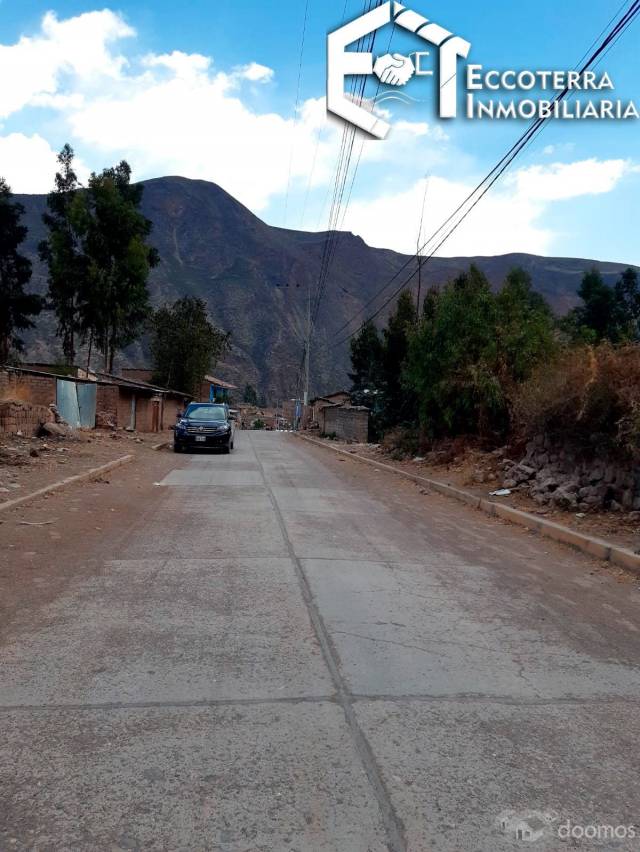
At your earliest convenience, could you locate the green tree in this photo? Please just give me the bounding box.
[151,296,229,396]
[495,267,556,385]
[381,289,417,426]
[406,265,557,441]
[38,144,89,364]
[84,161,159,371]
[349,319,384,397]
[243,384,258,404]
[406,265,502,438]
[613,267,640,340]
[0,179,42,363]
[560,267,638,344]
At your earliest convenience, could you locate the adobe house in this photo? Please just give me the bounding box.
[0,364,189,435]
[310,391,351,424]
[92,372,189,432]
[197,375,238,404]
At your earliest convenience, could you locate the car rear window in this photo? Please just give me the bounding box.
[185,405,227,421]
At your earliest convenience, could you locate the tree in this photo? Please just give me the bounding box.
[39,144,90,364]
[151,297,229,396]
[381,289,417,426]
[84,161,159,371]
[0,178,42,364]
[349,319,384,397]
[495,267,556,386]
[406,265,557,441]
[243,384,258,404]
[561,267,640,344]
[613,267,640,340]
[406,265,502,438]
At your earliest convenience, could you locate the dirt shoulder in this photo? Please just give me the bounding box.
[0,429,171,507]
[0,438,179,638]
[311,437,640,556]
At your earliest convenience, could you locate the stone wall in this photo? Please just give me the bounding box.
[501,435,640,513]
[322,406,369,444]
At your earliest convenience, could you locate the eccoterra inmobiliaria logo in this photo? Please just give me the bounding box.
[327,1,639,139]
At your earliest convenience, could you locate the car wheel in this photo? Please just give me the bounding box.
[223,444,231,454]
[173,443,181,453]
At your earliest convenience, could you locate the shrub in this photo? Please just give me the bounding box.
[381,426,420,458]
[512,343,640,458]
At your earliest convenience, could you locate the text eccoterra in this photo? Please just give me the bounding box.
[465,66,639,120]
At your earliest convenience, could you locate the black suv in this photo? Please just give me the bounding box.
[174,403,236,453]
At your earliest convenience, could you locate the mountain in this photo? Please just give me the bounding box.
[15,176,638,401]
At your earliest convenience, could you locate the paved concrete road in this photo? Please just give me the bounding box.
[2,432,640,851]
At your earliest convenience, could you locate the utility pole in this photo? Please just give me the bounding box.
[303,279,311,406]
[416,175,430,316]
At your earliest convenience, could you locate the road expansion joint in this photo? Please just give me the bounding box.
[0,695,338,714]
[248,433,408,852]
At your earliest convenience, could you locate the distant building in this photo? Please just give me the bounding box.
[197,375,238,404]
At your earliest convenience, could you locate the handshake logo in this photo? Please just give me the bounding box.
[373,53,416,87]
[327,1,471,139]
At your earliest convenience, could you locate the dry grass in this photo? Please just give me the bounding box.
[513,343,640,458]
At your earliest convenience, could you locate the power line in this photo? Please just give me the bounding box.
[295,0,382,396]
[283,0,311,227]
[331,0,640,347]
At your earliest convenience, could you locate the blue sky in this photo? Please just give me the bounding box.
[0,0,638,263]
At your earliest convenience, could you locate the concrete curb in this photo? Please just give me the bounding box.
[296,434,640,576]
[0,454,135,514]
[152,440,171,451]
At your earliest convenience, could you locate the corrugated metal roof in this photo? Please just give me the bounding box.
[204,375,238,390]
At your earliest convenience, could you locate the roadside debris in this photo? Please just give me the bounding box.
[490,488,512,497]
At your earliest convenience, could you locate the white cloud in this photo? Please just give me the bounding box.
[236,62,274,83]
[0,8,441,214]
[510,158,632,202]
[0,133,88,193]
[0,10,133,118]
[342,158,633,258]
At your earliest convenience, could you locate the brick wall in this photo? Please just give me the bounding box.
[322,406,369,443]
[96,384,119,426]
[0,370,57,407]
[0,400,53,436]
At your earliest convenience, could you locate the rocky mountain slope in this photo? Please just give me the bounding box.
[16,176,638,400]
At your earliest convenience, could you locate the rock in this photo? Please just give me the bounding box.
[537,452,550,467]
[537,477,560,493]
[39,422,70,438]
[589,468,604,483]
[29,448,40,458]
[503,479,517,490]
[610,500,623,513]
[552,489,578,510]
[621,489,634,510]
[627,511,640,522]
[513,464,536,484]
[583,495,603,507]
